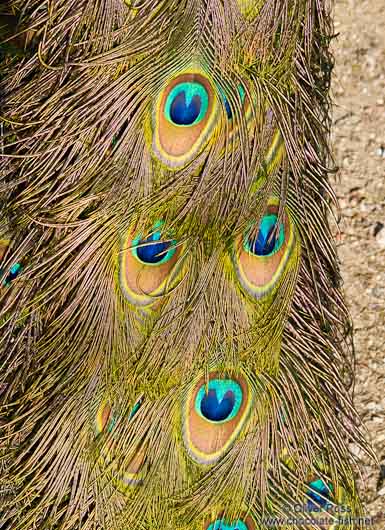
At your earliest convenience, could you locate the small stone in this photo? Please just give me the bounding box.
[373,221,385,237]
[349,444,364,458]
[367,402,383,412]
[375,146,385,158]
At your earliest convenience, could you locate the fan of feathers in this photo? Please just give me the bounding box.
[0,1,373,529]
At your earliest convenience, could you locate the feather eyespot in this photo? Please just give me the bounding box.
[233,201,299,299]
[152,72,219,168]
[244,214,285,257]
[132,228,176,266]
[1,262,22,287]
[95,400,145,487]
[304,478,351,527]
[304,477,350,527]
[182,372,252,465]
[281,456,347,521]
[119,221,183,306]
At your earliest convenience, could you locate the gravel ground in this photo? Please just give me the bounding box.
[331,0,385,527]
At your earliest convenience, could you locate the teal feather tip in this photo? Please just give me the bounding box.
[128,398,142,419]
[306,478,334,509]
[183,373,252,464]
[109,399,143,433]
[1,263,22,287]
[207,519,248,530]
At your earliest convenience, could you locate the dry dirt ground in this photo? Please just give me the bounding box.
[331,0,385,527]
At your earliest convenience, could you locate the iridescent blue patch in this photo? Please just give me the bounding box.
[201,389,235,421]
[245,215,284,257]
[207,519,248,530]
[219,85,246,119]
[306,479,333,510]
[170,92,201,125]
[195,379,243,423]
[136,236,171,264]
[165,82,209,126]
[132,221,176,265]
[1,263,22,286]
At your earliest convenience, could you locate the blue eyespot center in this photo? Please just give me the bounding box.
[170,92,201,125]
[245,214,285,257]
[195,379,243,424]
[132,223,176,265]
[1,263,22,287]
[136,237,171,264]
[201,389,235,421]
[306,479,333,510]
[207,519,248,530]
[165,81,209,126]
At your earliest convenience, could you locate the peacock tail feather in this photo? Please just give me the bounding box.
[0,1,372,529]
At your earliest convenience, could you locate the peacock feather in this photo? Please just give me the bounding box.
[0,1,372,529]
